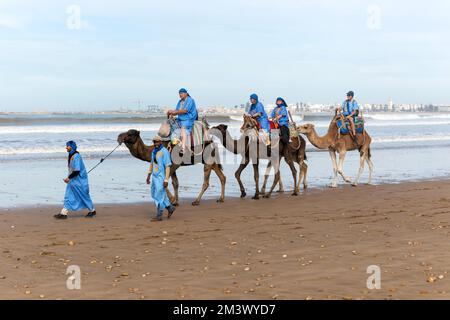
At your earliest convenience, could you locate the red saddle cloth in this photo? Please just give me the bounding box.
[269,120,279,130]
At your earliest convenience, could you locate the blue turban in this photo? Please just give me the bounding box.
[66,140,77,155]
[250,93,259,102]
[179,88,188,94]
[276,97,287,107]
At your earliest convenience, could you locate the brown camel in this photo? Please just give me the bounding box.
[297,113,373,187]
[117,129,226,206]
[210,115,308,199]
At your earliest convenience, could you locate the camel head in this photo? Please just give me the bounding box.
[297,123,315,135]
[117,129,141,145]
[241,115,259,132]
[212,124,228,134]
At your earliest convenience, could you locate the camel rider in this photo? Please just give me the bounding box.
[248,94,270,132]
[146,135,176,222]
[54,141,96,219]
[167,88,198,152]
[341,91,359,137]
[271,97,290,145]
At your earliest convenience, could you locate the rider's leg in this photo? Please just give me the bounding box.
[280,125,289,145]
[180,127,187,150]
[347,116,356,136]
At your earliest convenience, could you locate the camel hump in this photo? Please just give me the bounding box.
[158,122,171,139]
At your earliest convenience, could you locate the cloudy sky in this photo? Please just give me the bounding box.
[1,0,449,111]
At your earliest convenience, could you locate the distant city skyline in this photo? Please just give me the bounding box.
[1,0,450,111]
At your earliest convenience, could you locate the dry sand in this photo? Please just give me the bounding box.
[1,180,450,300]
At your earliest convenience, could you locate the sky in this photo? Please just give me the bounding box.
[1,0,450,111]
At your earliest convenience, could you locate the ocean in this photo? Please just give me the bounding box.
[1,112,450,209]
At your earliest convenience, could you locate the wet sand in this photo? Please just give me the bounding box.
[1,180,450,300]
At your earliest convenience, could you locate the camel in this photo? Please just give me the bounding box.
[210,115,308,199]
[117,129,226,206]
[297,112,373,188]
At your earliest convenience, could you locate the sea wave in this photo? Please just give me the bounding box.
[0,124,162,134]
[0,145,129,156]
[311,119,450,128]
[2,134,450,157]
[365,113,450,121]
[0,114,231,125]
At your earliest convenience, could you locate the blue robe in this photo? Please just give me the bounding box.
[150,147,172,213]
[175,96,198,134]
[271,105,289,127]
[249,102,270,131]
[64,153,94,211]
[342,100,359,116]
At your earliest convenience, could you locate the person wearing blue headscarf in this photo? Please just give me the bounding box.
[146,135,175,222]
[167,88,198,152]
[271,97,290,145]
[54,141,96,219]
[248,93,270,132]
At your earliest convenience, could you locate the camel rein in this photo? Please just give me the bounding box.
[87,144,121,174]
[288,111,301,151]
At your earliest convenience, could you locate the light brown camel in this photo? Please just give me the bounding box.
[297,113,373,187]
[210,115,308,199]
[117,129,226,206]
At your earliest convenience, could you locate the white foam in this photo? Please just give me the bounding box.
[372,134,450,143]
[0,124,161,135]
[366,113,450,121]
[0,145,128,156]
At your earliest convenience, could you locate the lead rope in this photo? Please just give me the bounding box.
[87,144,121,174]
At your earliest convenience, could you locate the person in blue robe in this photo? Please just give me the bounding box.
[167,88,198,152]
[248,93,270,132]
[341,91,360,136]
[54,141,96,219]
[271,97,290,145]
[146,135,176,222]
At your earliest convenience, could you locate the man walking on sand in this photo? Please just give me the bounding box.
[146,135,176,222]
[54,141,96,219]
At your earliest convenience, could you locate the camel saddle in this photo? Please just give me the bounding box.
[336,116,365,135]
[158,117,211,150]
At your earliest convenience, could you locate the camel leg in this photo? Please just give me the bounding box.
[366,156,374,185]
[352,153,366,187]
[337,151,352,183]
[212,163,226,203]
[170,168,180,206]
[277,176,285,193]
[261,161,272,195]
[192,165,212,206]
[297,161,308,191]
[329,150,339,188]
[252,163,260,200]
[235,159,249,198]
[264,160,281,198]
[165,183,176,205]
[285,158,298,196]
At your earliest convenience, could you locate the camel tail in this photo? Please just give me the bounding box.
[368,147,371,159]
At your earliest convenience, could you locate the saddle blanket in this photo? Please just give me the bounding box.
[337,117,364,135]
[171,121,207,147]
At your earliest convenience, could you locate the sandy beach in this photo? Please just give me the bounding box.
[1,180,450,300]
